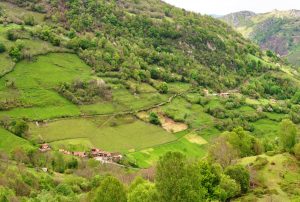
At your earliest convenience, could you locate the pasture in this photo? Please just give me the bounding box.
[29,116,177,153]
[0,53,92,119]
[126,131,208,168]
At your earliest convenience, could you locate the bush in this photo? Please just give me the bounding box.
[12,120,29,137]
[219,174,241,200]
[149,112,161,125]
[24,15,35,26]
[9,46,22,62]
[7,30,17,41]
[0,42,6,53]
[158,82,168,94]
[55,184,73,196]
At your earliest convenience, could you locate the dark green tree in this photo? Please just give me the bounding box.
[93,176,127,202]
[0,42,6,53]
[155,152,205,202]
[158,82,168,94]
[279,119,297,151]
[149,112,161,125]
[128,181,159,202]
[225,165,250,193]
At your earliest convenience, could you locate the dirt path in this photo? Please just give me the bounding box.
[35,89,192,123]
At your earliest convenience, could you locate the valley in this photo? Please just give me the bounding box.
[0,0,299,201]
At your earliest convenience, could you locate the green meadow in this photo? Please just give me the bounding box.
[127,132,208,168]
[29,116,177,153]
[0,53,91,119]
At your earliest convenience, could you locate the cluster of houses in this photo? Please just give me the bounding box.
[39,144,122,163]
[90,148,123,163]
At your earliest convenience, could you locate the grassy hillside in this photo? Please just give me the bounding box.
[0,127,34,153]
[236,153,300,201]
[221,10,300,66]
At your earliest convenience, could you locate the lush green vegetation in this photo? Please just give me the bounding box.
[0,0,299,201]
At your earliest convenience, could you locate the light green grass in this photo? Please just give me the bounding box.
[252,118,280,138]
[265,112,287,121]
[0,105,81,120]
[113,88,169,111]
[29,116,177,153]
[126,137,207,168]
[0,53,14,76]
[167,82,191,93]
[0,127,34,153]
[206,99,223,109]
[0,53,92,119]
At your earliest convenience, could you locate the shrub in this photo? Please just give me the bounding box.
[24,15,35,26]
[7,30,17,41]
[158,82,168,94]
[0,42,6,53]
[55,184,73,196]
[149,112,161,125]
[9,46,22,62]
[219,174,241,200]
[12,120,29,137]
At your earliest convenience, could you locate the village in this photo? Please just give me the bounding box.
[39,144,123,164]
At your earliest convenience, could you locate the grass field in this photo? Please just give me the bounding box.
[252,119,280,138]
[126,130,208,168]
[0,23,64,75]
[0,127,34,153]
[0,53,92,119]
[29,116,177,153]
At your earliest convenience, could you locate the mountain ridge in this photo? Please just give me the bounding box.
[221,9,300,66]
